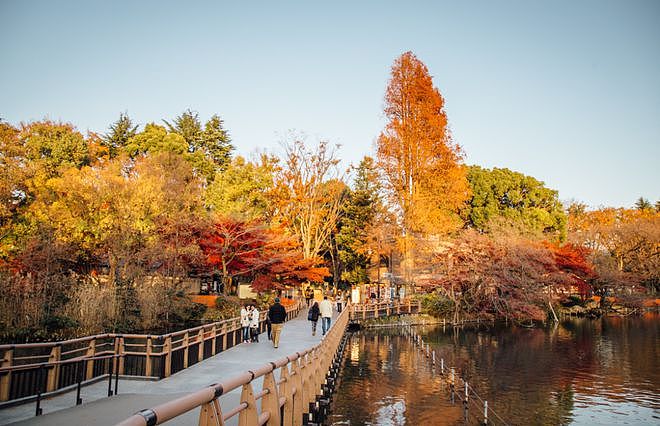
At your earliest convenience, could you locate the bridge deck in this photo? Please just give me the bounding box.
[1,308,337,426]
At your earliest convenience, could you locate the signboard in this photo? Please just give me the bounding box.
[351,288,360,304]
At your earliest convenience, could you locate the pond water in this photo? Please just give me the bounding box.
[329,314,659,425]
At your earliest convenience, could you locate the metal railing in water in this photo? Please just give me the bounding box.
[0,303,302,403]
[116,307,350,426]
[406,328,509,426]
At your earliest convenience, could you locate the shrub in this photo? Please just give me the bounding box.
[419,292,455,318]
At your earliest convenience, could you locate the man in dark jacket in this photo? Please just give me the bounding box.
[267,297,287,348]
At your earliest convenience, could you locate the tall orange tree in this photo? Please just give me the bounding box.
[376,52,470,279]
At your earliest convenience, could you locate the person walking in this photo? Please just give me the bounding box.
[305,287,314,307]
[240,303,251,343]
[267,297,287,348]
[336,293,344,313]
[319,296,333,335]
[250,305,260,342]
[308,301,320,336]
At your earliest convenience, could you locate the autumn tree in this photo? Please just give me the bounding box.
[464,166,566,240]
[200,218,328,294]
[206,155,278,221]
[103,112,138,158]
[274,135,345,260]
[427,231,587,322]
[164,109,233,180]
[634,197,653,211]
[376,51,470,282]
[125,123,188,157]
[332,156,389,287]
[0,121,25,241]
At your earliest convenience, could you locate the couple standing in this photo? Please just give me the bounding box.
[308,296,333,336]
[240,298,287,349]
[240,303,260,343]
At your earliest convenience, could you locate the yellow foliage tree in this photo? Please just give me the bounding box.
[377,52,469,236]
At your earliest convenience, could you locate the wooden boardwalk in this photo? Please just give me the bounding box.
[1,309,340,426]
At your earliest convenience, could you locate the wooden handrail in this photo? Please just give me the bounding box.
[115,307,350,426]
[0,301,303,402]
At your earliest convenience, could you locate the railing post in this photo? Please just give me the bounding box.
[164,336,172,378]
[221,323,228,351]
[0,347,13,401]
[484,400,488,425]
[210,325,217,356]
[46,344,61,392]
[291,357,304,426]
[464,380,469,421]
[261,370,281,425]
[197,328,204,361]
[183,333,190,369]
[198,398,224,426]
[117,337,125,375]
[85,338,96,380]
[279,364,293,426]
[145,336,153,377]
[237,382,258,426]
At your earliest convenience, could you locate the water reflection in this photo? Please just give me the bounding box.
[330,314,659,425]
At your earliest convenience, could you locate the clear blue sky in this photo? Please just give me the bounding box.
[1,0,658,208]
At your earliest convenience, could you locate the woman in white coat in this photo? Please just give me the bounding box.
[240,304,251,343]
[250,305,260,342]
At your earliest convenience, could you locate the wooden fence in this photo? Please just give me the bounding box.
[0,303,301,404]
[349,300,422,322]
[115,307,349,426]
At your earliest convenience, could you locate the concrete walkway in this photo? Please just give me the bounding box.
[0,308,339,426]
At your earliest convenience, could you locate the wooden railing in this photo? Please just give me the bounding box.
[116,307,350,426]
[349,299,422,321]
[0,302,302,403]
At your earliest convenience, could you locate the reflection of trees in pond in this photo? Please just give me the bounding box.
[331,330,462,425]
[418,314,658,425]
